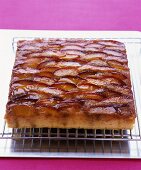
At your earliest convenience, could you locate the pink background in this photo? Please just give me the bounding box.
[0,0,141,169]
[0,0,141,31]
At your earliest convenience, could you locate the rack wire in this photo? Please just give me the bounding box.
[0,37,141,158]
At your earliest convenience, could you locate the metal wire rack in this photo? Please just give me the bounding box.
[0,36,141,158]
[0,121,141,158]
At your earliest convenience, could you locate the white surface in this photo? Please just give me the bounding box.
[0,30,141,158]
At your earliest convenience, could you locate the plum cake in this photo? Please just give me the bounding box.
[5,38,136,129]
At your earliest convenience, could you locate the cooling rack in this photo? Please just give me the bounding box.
[0,36,141,158]
[0,122,141,158]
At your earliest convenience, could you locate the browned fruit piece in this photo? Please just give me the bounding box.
[33,77,55,85]
[60,54,79,60]
[63,50,84,56]
[94,97,133,107]
[28,53,49,58]
[36,98,58,107]
[77,83,98,91]
[54,68,78,77]
[88,59,108,67]
[84,47,99,52]
[62,42,86,47]
[87,78,130,95]
[41,67,58,73]
[12,72,33,79]
[59,77,75,84]
[23,92,46,101]
[87,72,126,83]
[107,85,130,95]
[12,68,39,80]
[24,58,42,68]
[98,40,123,46]
[78,65,114,72]
[78,71,96,78]
[11,77,55,86]
[36,87,63,96]
[81,53,106,61]
[105,46,125,52]
[36,50,63,57]
[59,76,83,85]
[37,71,54,78]
[106,56,127,63]
[108,60,129,70]
[56,102,81,112]
[37,61,56,69]
[52,82,77,91]
[62,45,83,51]
[60,91,78,100]
[103,49,123,57]
[65,76,83,84]
[11,79,36,87]
[76,91,103,100]
[18,45,41,51]
[102,77,122,85]
[57,61,81,67]
[14,68,39,74]
[85,43,103,48]
[15,58,42,69]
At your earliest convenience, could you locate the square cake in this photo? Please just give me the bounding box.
[5,38,136,129]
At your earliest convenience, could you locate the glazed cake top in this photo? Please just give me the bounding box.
[7,38,135,117]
